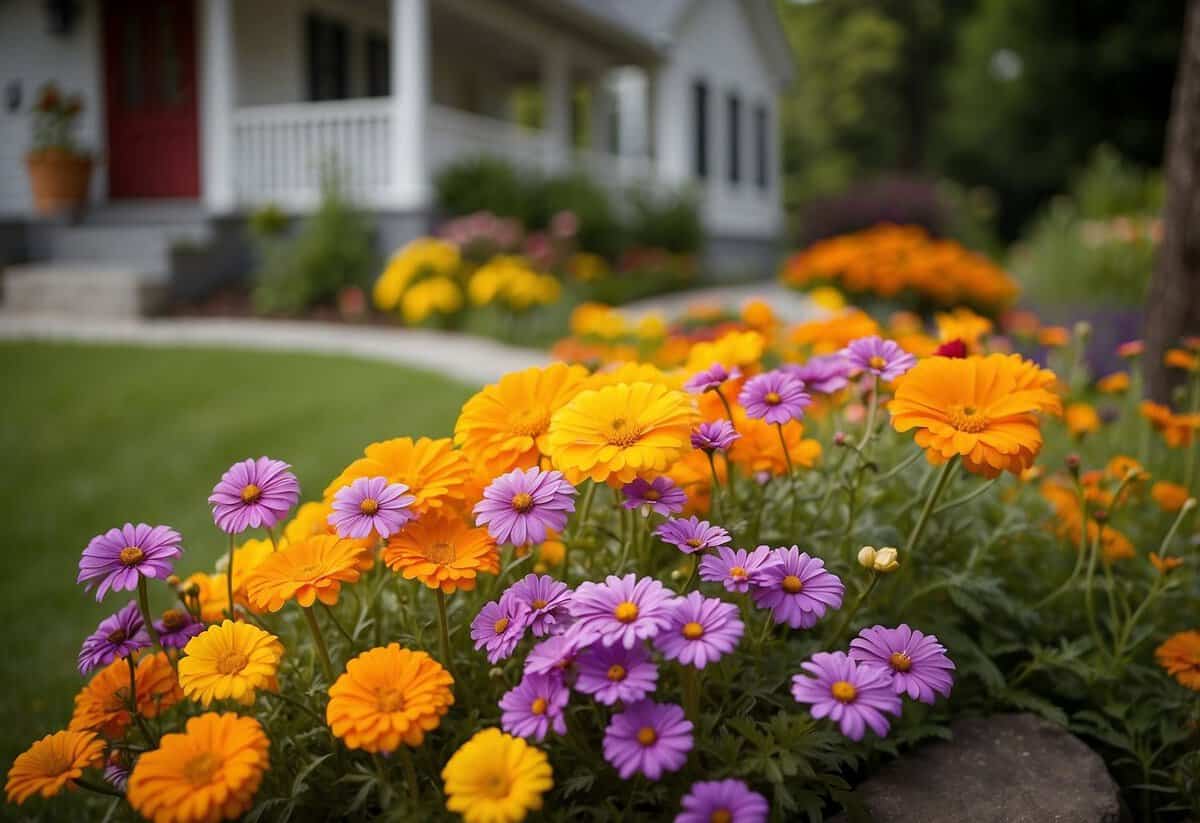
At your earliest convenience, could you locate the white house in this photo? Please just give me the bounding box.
[0,0,793,312]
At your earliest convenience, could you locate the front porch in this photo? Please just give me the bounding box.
[205,0,658,213]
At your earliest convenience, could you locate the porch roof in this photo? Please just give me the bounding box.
[520,0,664,65]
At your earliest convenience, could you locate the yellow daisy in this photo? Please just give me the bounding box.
[178,620,283,707]
[442,728,553,823]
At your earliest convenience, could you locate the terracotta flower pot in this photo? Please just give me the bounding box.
[25,148,93,217]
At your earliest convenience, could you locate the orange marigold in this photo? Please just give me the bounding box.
[1095,371,1130,394]
[127,713,270,823]
[5,730,104,805]
[325,436,473,515]
[69,652,182,739]
[1155,630,1200,691]
[1151,481,1191,512]
[726,412,821,478]
[890,354,1057,477]
[1149,552,1184,575]
[243,534,369,612]
[1165,348,1198,371]
[383,514,499,593]
[327,644,455,752]
[1141,401,1200,448]
[1064,403,1101,438]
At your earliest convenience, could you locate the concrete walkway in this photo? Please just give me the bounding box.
[619,280,818,324]
[0,314,550,385]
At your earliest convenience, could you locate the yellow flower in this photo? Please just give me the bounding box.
[1155,630,1200,691]
[326,436,474,516]
[547,382,698,485]
[178,620,283,707]
[740,299,776,331]
[70,652,182,739]
[684,330,764,374]
[637,312,668,340]
[1096,371,1130,394]
[127,713,270,823]
[1151,481,1191,512]
[182,571,232,623]
[935,307,992,351]
[402,276,463,324]
[5,730,104,805]
[454,363,589,477]
[243,534,370,612]
[535,531,565,572]
[383,513,499,593]
[789,309,880,355]
[1064,403,1101,438]
[373,238,460,311]
[442,728,553,823]
[327,644,455,752]
[1149,552,1184,575]
[807,285,846,311]
[570,302,628,340]
[585,362,679,391]
[568,252,608,282]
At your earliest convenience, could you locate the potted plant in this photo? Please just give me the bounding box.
[25,83,93,218]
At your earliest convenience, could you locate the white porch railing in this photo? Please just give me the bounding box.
[232,99,393,210]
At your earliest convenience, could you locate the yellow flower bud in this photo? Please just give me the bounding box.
[872,547,900,573]
[857,546,877,569]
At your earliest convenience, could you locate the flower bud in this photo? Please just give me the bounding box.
[1183,498,1197,513]
[872,547,900,573]
[166,574,181,588]
[834,431,848,447]
[1065,454,1081,476]
[1091,508,1109,524]
[1073,320,1092,341]
[857,546,877,568]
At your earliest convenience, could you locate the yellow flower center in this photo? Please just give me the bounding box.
[240,484,262,504]
[511,407,550,437]
[710,810,733,823]
[868,355,887,370]
[636,726,658,746]
[614,601,639,623]
[183,752,220,786]
[377,688,406,713]
[119,546,144,566]
[530,697,548,715]
[511,493,534,513]
[948,404,989,433]
[685,538,703,548]
[606,417,645,447]
[728,566,747,579]
[480,769,512,799]
[889,651,913,672]
[428,541,456,564]
[106,628,127,644]
[781,575,804,594]
[831,680,857,703]
[359,498,379,515]
[216,651,249,676]
[764,391,782,405]
[643,489,662,501]
[607,664,627,682]
[682,621,705,640]
[493,617,510,634]
[160,609,187,631]
[531,599,548,609]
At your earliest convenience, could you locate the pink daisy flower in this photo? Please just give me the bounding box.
[499,673,569,741]
[849,624,955,704]
[622,476,687,517]
[603,700,693,780]
[575,642,658,706]
[77,523,183,601]
[738,370,811,425]
[752,547,844,628]
[208,456,300,534]
[570,574,675,649]
[654,591,744,669]
[328,476,415,539]
[474,467,576,546]
[791,651,902,741]
[698,546,780,593]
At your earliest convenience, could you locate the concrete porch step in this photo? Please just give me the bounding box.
[1,264,167,319]
[29,222,211,274]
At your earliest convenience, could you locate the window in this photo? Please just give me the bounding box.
[305,13,348,101]
[692,80,708,179]
[727,93,741,185]
[754,103,769,189]
[366,33,390,98]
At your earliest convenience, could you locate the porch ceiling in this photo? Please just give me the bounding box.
[501,0,662,66]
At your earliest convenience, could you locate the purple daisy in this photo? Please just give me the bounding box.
[684,364,742,394]
[470,596,531,663]
[737,370,811,425]
[698,546,780,593]
[841,336,917,382]
[784,353,852,395]
[525,625,593,679]
[208,457,300,534]
[570,574,675,649]
[104,754,130,792]
[474,467,576,546]
[677,779,769,823]
[691,420,740,452]
[655,516,732,555]
[849,624,956,704]
[504,574,572,637]
[622,477,687,517]
[77,523,183,602]
[328,476,415,539]
[654,592,744,669]
[752,547,844,629]
[78,601,151,675]
[791,651,902,741]
[154,607,203,650]
[575,642,658,706]
[499,673,569,741]
[603,700,694,780]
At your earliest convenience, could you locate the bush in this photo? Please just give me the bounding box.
[526,172,624,260]
[252,172,375,315]
[797,176,949,246]
[627,188,703,255]
[434,155,529,221]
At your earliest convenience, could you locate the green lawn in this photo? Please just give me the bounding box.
[0,342,474,785]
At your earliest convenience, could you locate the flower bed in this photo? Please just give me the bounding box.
[7,312,1200,821]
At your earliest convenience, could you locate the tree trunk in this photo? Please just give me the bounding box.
[1145,0,1200,402]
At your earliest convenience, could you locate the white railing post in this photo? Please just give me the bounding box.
[391,0,430,210]
[201,0,236,212]
[541,38,570,173]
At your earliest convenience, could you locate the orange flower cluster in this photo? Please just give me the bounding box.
[779,224,1019,311]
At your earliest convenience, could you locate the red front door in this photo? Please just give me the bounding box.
[102,0,200,198]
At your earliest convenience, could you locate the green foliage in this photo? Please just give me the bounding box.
[526,173,624,260]
[1010,147,1162,307]
[434,156,529,222]
[627,188,703,255]
[252,171,376,315]
[247,203,290,239]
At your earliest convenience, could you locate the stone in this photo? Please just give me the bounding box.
[834,713,1127,823]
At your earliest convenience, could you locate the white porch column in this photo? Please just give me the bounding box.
[201,0,236,212]
[589,77,613,155]
[390,0,430,209]
[541,39,570,172]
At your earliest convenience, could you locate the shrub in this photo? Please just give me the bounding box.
[526,172,624,260]
[434,155,530,221]
[627,188,704,255]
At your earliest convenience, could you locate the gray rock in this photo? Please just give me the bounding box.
[833,713,1126,823]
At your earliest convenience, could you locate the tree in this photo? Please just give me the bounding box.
[1144,0,1200,402]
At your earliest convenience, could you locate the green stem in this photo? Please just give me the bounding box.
[682,667,700,723]
[265,525,279,552]
[399,745,420,804]
[856,375,880,452]
[933,476,999,515]
[72,777,125,799]
[225,533,237,621]
[136,577,163,654]
[320,602,357,648]
[302,605,335,682]
[435,589,454,675]
[1082,525,1105,656]
[678,554,697,594]
[877,446,924,482]
[261,687,326,725]
[827,573,880,646]
[903,458,958,555]
[776,422,798,531]
[705,451,723,520]
[125,656,157,745]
